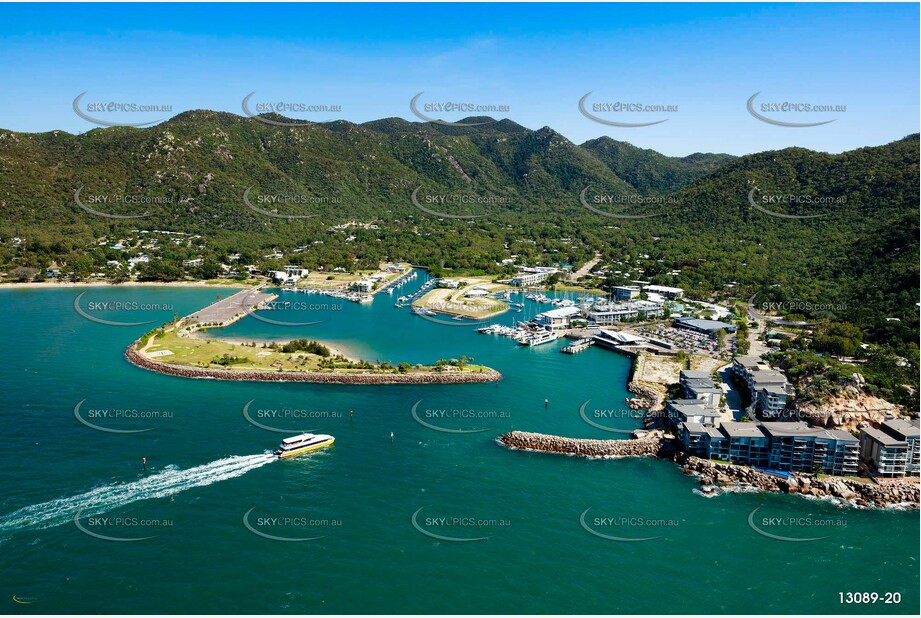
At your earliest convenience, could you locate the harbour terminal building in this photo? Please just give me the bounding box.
[672,316,736,335]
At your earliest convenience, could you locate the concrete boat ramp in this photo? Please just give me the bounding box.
[185,286,277,327]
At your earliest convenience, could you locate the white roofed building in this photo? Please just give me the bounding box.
[534,306,582,330]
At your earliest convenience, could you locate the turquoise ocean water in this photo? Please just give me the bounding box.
[0,273,917,614]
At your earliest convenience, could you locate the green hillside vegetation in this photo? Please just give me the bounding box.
[581,137,735,195]
[0,114,917,403]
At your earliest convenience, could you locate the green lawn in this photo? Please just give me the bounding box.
[142,328,493,375]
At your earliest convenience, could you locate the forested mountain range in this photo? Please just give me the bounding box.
[0,113,917,364]
[581,137,735,195]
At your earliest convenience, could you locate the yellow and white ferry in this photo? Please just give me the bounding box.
[275,433,335,458]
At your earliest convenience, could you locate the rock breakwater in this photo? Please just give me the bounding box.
[499,430,675,459]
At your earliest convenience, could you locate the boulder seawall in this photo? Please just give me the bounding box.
[682,456,919,509]
[499,430,676,459]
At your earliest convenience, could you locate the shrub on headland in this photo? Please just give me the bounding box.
[278,339,331,356]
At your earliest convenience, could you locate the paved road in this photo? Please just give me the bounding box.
[745,299,772,358]
[718,364,745,422]
[570,252,602,280]
[187,287,274,324]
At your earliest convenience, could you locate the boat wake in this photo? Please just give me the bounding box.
[0,453,275,538]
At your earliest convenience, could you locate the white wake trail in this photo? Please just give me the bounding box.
[0,453,275,535]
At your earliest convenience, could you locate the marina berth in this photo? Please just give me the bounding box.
[411,306,436,317]
[561,337,593,354]
[517,329,559,346]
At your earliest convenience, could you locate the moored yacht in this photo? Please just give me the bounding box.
[411,306,437,317]
[275,433,335,458]
[518,330,559,346]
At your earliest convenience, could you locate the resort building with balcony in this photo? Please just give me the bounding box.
[679,420,860,476]
[666,400,721,429]
[761,422,859,476]
[859,417,920,477]
[510,267,557,286]
[679,370,723,408]
[612,285,641,300]
[721,422,770,467]
[643,284,684,300]
[731,359,795,418]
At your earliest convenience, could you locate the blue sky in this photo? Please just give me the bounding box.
[0,2,917,156]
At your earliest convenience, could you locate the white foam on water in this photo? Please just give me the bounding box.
[693,487,720,498]
[0,453,275,536]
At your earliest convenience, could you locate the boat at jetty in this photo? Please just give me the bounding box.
[477,324,525,338]
[561,337,593,354]
[518,330,559,346]
[411,306,437,317]
[275,433,335,458]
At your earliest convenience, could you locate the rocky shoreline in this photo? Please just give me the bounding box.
[125,345,503,385]
[627,381,664,411]
[682,457,919,509]
[499,430,676,458]
[498,430,919,509]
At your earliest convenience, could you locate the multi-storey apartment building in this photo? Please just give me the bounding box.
[679,420,859,476]
[860,417,920,477]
